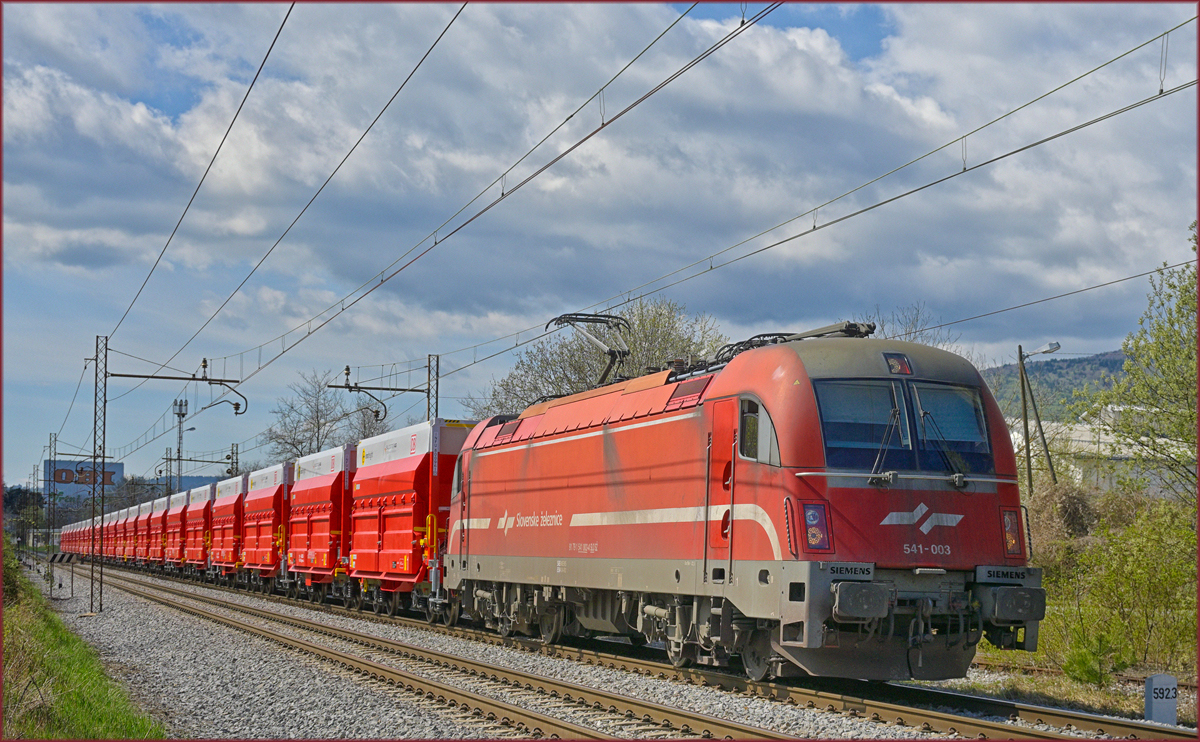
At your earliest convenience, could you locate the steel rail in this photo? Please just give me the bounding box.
[99,571,795,740]
[92,562,1196,740]
[100,575,611,740]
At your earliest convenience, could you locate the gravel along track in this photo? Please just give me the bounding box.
[51,566,944,739]
[47,567,519,739]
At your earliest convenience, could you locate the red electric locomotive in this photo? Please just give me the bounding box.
[443,322,1044,681]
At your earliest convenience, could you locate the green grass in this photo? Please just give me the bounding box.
[2,538,165,739]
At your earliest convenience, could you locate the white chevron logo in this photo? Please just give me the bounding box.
[880,503,962,534]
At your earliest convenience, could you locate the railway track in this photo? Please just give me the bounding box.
[84,562,1195,740]
[95,569,800,739]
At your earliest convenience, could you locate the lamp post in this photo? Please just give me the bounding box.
[1018,341,1060,501]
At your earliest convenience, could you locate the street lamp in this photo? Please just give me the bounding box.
[1018,341,1060,502]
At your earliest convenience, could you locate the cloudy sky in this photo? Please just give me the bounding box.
[4,3,1196,488]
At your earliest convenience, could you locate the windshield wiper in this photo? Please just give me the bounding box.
[921,410,963,479]
[868,407,900,486]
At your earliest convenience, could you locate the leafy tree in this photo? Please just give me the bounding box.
[464,296,728,418]
[264,369,394,461]
[2,485,42,518]
[1071,223,1197,504]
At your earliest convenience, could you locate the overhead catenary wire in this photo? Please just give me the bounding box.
[103,12,1189,468]
[109,4,780,459]
[109,3,295,341]
[198,3,755,377]
[129,3,467,385]
[343,16,1198,386]
[386,81,1200,385]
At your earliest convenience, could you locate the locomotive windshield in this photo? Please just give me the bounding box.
[813,379,994,475]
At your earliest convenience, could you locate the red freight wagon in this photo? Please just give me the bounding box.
[243,463,292,592]
[134,501,152,562]
[446,328,1044,682]
[351,420,474,615]
[102,512,116,558]
[211,474,248,580]
[146,496,170,567]
[184,484,216,576]
[117,507,133,560]
[164,490,189,570]
[102,512,114,558]
[288,445,354,602]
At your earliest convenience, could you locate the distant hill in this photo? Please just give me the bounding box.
[980,350,1126,422]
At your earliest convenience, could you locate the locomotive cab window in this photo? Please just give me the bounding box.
[813,380,915,471]
[739,399,781,466]
[910,382,994,474]
[451,453,466,501]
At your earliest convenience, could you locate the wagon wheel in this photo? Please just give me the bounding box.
[353,586,367,612]
[263,577,276,597]
[424,600,439,625]
[314,583,327,604]
[740,630,773,682]
[538,608,563,645]
[386,590,404,618]
[442,600,460,627]
[373,590,387,616]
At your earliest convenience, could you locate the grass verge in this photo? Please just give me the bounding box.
[2,538,165,739]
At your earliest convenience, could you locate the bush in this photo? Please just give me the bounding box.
[1046,498,1197,682]
[3,532,24,605]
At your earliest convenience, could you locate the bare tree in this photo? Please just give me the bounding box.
[264,369,397,461]
[855,302,990,368]
[464,296,728,419]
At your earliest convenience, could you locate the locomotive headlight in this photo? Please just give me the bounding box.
[1001,508,1023,556]
[802,503,833,551]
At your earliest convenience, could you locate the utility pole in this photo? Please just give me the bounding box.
[1017,342,1061,500]
[427,354,439,419]
[90,335,108,613]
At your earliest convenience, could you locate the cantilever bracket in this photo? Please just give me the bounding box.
[202,381,247,415]
[337,365,387,421]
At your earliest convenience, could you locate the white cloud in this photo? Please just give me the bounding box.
[3,3,1195,484]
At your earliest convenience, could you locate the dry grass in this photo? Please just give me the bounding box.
[918,666,1197,728]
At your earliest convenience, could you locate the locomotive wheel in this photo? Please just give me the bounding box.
[538,609,563,644]
[497,615,514,638]
[666,640,695,668]
[740,630,773,682]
